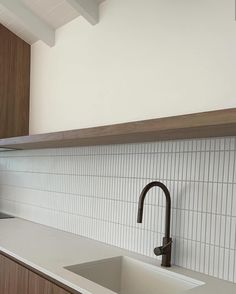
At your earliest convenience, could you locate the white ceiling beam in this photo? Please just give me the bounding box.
[66,0,99,25]
[0,0,55,46]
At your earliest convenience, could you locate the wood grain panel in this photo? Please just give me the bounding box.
[0,254,28,294]
[0,24,30,139]
[0,251,80,294]
[0,108,235,150]
[29,271,71,294]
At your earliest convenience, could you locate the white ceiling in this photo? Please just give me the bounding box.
[0,4,38,43]
[21,0,79,29]
[0,0,104,45]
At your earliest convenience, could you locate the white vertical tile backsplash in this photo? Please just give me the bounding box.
[0,137,235,282]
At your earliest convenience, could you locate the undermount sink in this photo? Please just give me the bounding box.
[65,256,204,294]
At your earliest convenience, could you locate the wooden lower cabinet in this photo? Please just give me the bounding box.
[0,254,29,294]
[0,254,72,294]
[29,272,70,294]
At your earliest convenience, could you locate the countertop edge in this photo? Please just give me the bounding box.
[0,218,235,294]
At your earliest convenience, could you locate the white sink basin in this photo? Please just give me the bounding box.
[65,256,204,294]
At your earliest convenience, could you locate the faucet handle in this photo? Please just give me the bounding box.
[154,239,172,256]
[153,246,164,256]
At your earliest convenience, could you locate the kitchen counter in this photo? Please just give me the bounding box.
[0,218,235,294]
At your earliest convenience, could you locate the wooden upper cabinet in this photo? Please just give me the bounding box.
[0,254,29,294]
[0,24,30,139]
[28,271,71,294]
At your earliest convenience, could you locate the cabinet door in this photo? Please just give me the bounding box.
[29,271,71,294]
[0,24,30,139]
[0,254,29,294]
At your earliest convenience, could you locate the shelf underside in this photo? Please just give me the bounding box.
[0,108,236,150]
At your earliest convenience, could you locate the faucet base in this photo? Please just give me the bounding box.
[161,237,172,267]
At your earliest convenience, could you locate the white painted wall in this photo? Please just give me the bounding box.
[30,0,236,134]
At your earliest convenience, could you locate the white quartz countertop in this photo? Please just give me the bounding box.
[0,218,235,294]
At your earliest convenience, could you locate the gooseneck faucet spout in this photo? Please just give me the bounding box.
[137,181,172,267]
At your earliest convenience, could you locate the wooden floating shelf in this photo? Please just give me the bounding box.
[0,108,236,150]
